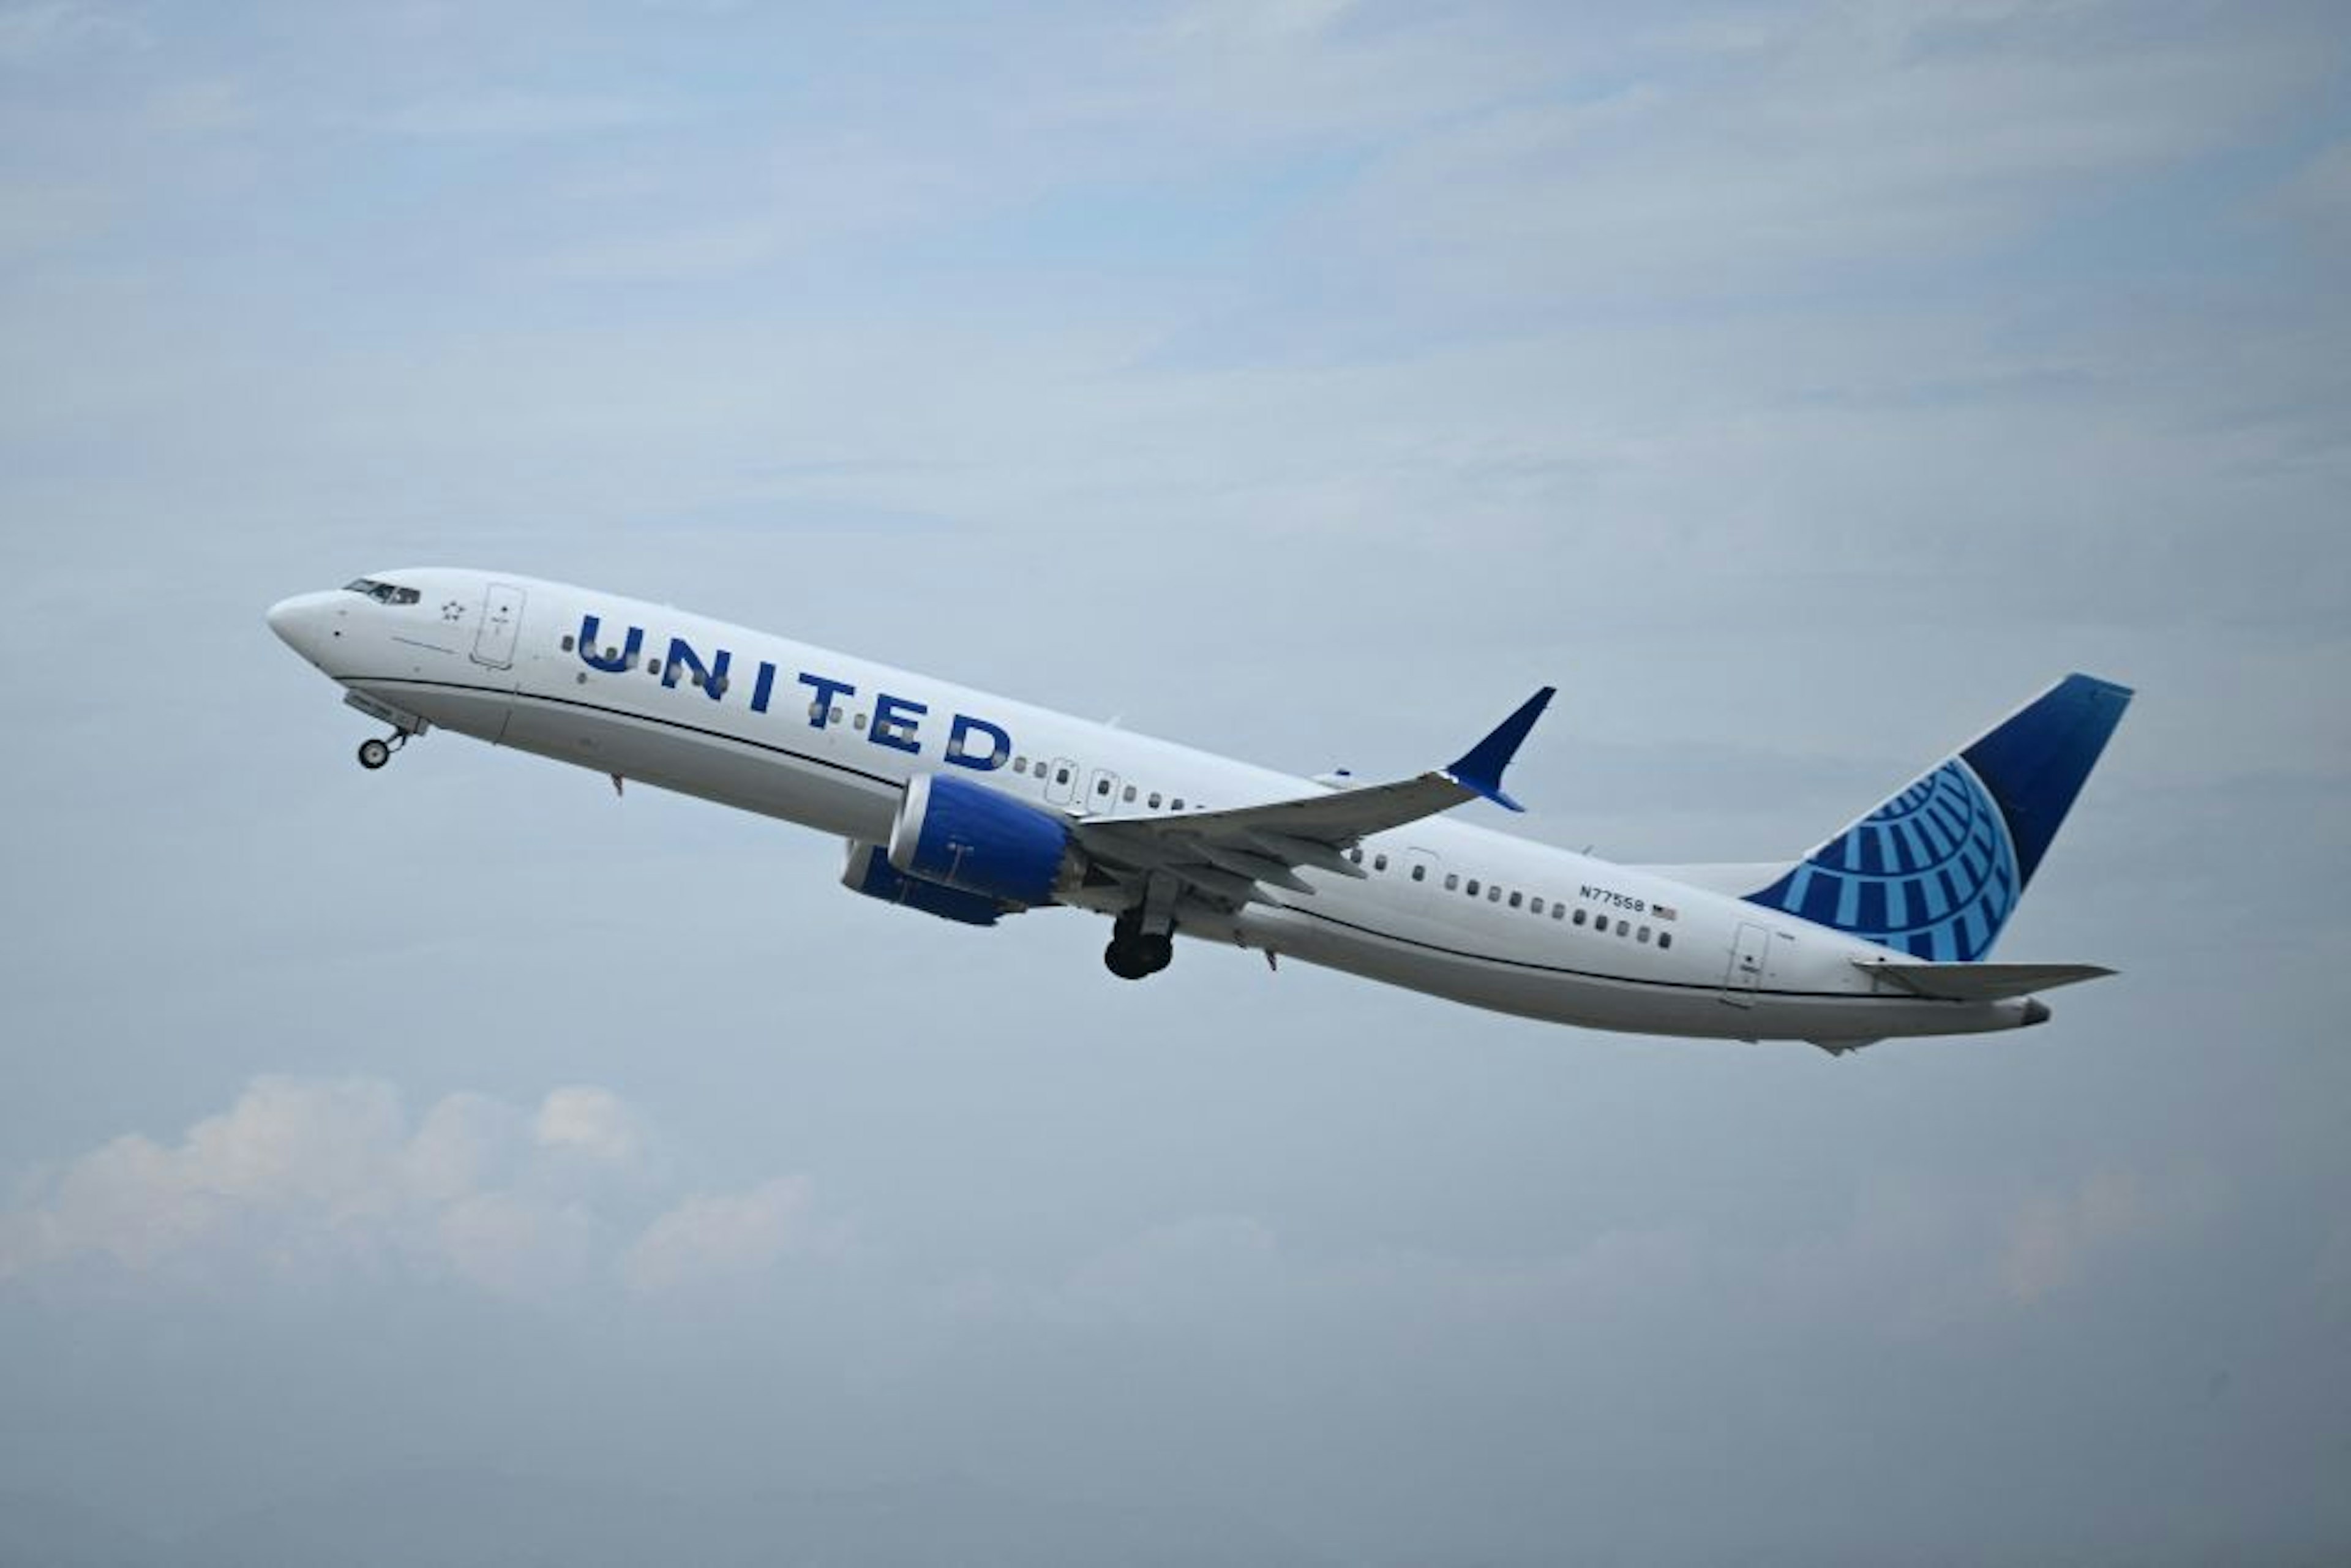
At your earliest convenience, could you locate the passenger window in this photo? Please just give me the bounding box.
[1658,932,1673,950]
[830,708,844,725]
[1171,797,1184,809]
[1444,874,1460,890]
[1096,778,1111,795]
[1508,891,1522,909]
[1013,757,1028,774]
[1411,865,1426,882]
[1123,785,1137,802]
[1617,919,1630,936]
[561,635,575,652]
[1374,853,1389,872]
[691,670,703,688]
[1573,909,1587,926]
[1488,886,1502,902]
[1530,897,1544,914]
[1551,904,1564,920]
[1637,926,1651,943]
[854,713,868,730]
[711,676,727,694]
[1149,792,1163,809]
[809,702,825,721]
[1349,849,1363,865]
[1058,768,1073,785]
[648,658,661,675]
[1466,879,1480,896]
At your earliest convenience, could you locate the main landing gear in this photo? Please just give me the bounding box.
[1104,880,1178,981]
[1104,914,1174,981]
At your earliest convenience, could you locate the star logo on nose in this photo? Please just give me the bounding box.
[441,601,465,621]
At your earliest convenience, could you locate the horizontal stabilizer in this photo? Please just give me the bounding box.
[1854,960,2115,1002]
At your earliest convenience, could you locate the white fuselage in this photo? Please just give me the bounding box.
[268,570,2045,1045]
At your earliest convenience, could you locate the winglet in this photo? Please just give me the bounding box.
[1444,686,1555,812]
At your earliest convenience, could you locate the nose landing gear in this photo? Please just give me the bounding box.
[343,692,428,771]
[356,731,410,771]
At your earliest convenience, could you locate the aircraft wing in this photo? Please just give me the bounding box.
[1072,688,1554,906]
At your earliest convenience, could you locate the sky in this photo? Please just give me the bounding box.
[2,0,2348,1562]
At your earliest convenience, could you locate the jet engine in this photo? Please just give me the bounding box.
[841,841,1007,926]
[887,772,1076,907]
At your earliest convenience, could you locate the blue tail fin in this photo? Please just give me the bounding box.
[1744,674,2132,960]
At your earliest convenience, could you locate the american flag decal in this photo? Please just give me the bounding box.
[1652,903,1678,921]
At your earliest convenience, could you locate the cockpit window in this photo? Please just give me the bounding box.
[342,578,421,606]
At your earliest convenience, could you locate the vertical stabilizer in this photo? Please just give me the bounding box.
[1744,675,2132,961]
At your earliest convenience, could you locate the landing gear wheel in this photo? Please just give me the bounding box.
[357,737,392,770]
[1103,924,1176,981]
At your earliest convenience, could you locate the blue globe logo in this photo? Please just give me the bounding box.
[1748,759,2019,961]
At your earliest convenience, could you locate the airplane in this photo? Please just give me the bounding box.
[267,570,2132,1052]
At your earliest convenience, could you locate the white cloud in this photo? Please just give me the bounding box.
[436,1190,599,1299]
[533,1085,644,1166]
[0,1078,827,1301]
[0,1078,408,1278]
[621,1176,832,1296]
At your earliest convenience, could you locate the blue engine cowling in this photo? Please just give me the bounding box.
[841,842,1006,926]
[887,772,1073,907]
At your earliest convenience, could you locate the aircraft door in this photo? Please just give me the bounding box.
[1720,921,1772,1007]
[1086,768,1122,816]
[1043,757,1079,808]
[471,582,526,670]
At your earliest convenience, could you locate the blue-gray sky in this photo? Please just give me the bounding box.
[2,2,2347,1562]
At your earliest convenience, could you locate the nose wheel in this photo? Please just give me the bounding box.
[356,732,410,771]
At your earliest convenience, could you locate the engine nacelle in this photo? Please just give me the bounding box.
[887,772,1074,907]
[841,842,1007,926]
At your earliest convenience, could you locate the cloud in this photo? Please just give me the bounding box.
[621,1176,834,1295]
[0,1,148,66]
[533,1085,644,1166]
[956,1163,2225,1348]
[0,1078,827,1300]
[1997,1166,2218,1305]
[1303,0,2327,308]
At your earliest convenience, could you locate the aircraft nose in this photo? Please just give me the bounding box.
[266,591,340,666]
